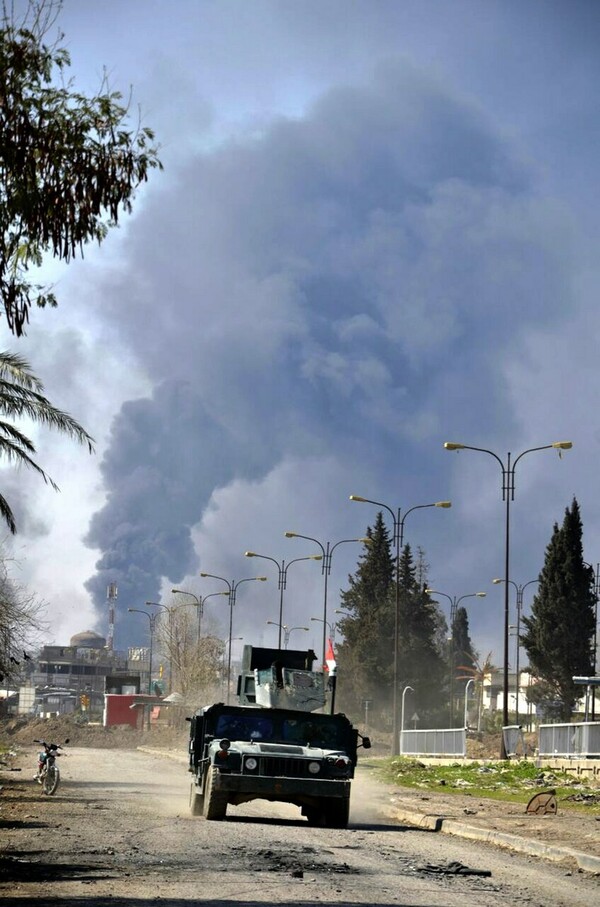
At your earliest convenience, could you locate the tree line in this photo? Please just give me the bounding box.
[334,499,596,730]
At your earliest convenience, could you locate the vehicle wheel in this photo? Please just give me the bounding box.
[322,798,349,828]
[304,807,323,826]
[189,781,204,816]
[43,765,60,796]
[203,766,227,820]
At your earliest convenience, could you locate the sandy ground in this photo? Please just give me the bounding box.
[1,745,599,907]
[380,779,600,861]
[2,715,599,863]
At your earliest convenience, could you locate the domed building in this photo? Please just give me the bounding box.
[34,628,133,710]
[70,630,106,650]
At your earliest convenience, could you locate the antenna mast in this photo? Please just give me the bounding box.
[107,583,118,651]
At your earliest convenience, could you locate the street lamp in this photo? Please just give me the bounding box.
[171,589,201,642]
[171,589,228,643]
[464,678,475,729]
[349,495,452,756]
[425,589,486,725]
[127,608,157,696]
[492,577,538,725]
[445,439,572,757]
[145,599,198,693]
[221,636,243,698]
[310,616,335,643]
[200,573,267,703]
[266,621,309,649]
[244,551,322,649]
[284,531,371,670]
[400,684,414,754]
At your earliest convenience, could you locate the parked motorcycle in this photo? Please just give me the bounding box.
[33,738,68,795]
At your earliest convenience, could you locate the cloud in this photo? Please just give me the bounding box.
[180,455,377,655]
[71,57,583,651]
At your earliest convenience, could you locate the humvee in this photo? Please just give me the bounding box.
[187,701,370,826]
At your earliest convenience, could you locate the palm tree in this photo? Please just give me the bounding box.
[0,350,94,532]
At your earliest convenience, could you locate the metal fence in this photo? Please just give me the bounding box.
[538,721,600,758]
[400,727,466,757]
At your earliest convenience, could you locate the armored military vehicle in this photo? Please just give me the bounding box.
[187,646,370,825]
[236,644,326,711]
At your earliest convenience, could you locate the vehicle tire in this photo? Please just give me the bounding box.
[43,764,60,796]
[189,781,204,816]
[203,766,227,820]
[304,807,323,826]
[322,798,349,828]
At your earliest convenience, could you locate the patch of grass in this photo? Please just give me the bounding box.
[360,756,600,815]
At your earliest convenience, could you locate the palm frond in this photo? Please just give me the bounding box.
[0,351,43,392]
[0,419,38,453]
[0,433,57,487]
[0,353,94,449]
[0,493,17,535]
[0,350,94,532]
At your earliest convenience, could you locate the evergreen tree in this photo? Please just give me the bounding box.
[335,513,394,722]
[521,498,595,719]
[451,607,477,679]
[397,545,448,726]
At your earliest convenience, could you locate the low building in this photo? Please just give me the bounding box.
[18,630,142,717]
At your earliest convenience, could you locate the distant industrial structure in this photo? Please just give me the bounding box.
[106,582,118,652]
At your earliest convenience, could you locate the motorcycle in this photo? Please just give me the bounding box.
[33,738,68,795]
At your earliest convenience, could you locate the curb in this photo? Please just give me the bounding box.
[384,806,600,874]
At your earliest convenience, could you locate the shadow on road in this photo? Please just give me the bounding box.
[0,900,424,907]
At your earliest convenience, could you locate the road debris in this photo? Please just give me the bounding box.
[416,860,492,877]
[526,790,557,815]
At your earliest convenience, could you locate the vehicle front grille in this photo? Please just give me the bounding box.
[255,756,312,778]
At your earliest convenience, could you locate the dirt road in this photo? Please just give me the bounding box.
[1,746,598,906]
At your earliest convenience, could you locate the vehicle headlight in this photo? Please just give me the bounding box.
[308,761,321,775]
[245,757,258,771]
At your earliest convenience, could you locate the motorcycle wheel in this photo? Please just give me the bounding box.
[43,764,60,795]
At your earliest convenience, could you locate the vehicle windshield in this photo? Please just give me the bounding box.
[212,712,346,748]
[215,714,273,740]
[282,717,344,748]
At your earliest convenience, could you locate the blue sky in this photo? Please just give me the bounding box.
[3,0,599,669]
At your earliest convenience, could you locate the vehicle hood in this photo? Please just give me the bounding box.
[213,739,347,759]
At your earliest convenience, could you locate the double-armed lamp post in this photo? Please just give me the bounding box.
[444,440,572,757]
[145,599,199,694]
[424,589,486,725]
[492,577,538,725]
[200,573,267,703]
[266,621,309,649]
[127,608,157,696]
[171,588,228,643]
[310,616,336,645]
[349,495,452,756]
[284,531,371,669]
[244,552,322,649]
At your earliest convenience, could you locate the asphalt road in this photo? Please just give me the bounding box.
[1,746,598,906]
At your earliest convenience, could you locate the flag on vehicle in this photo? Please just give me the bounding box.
[325,638,336,676]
